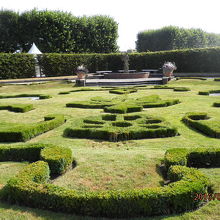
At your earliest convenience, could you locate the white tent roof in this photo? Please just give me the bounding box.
[28,43,42,54]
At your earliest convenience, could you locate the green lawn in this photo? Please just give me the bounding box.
[0,79,219,219]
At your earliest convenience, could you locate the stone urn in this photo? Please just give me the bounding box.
[77,72,86,79]
[76,65,88,79]
[163,71,174,77]
[162,62,176,77]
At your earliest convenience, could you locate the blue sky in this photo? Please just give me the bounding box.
[1,0,220,51]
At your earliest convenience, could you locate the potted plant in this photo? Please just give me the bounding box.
[76,65,88,79]
[162,62,177,77]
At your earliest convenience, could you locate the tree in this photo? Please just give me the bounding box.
[0,10,19,52]
[0,9,118,53]
[136,26,220,52]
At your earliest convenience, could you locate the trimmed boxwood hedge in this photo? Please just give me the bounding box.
[66,95,180,111]
[0,94,52,99]
[109,88,137,95]
[182,112,220,138]
[0,144,213,218]
[0,53,35,79]
[173,87,190,92]
[2,47,220,79]
[64,113,178,141]
[164,147,220,168]
[153,86,190,92]
[213,102,220,107]
[198,90,220,96]
[0,143,73,175]
[104,103,143,114]
[0,104,34,112]
[0,114,65,142]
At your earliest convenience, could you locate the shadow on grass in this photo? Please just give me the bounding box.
[0,200,182,220]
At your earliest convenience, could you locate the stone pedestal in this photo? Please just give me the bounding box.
[162,77,169,84]
[75,79,86,86]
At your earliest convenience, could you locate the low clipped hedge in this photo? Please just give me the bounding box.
[182,112,220,138]
[109,88,137,95]
[0,144,213,218]
[0,104,34,112]
[153,85,190,92]
[40,146,73,175]
[198,90,220,96]
[176,77,207,80]
[0,143,73,176]
[66,95,180,111]
[0,114,65,142]
[164,147,220,168]
[0,94,52,99]
[213,102,220,107]
[173,87,190,92]
[104,103,143,114]
[66,96,119,109]
[64,113,178,141]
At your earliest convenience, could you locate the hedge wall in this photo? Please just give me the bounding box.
[1,47,220,79]
[38,47,220,76]
[0,53,35,79]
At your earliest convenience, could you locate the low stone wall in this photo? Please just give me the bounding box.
[174,73,220,77]
[103,72,150,79]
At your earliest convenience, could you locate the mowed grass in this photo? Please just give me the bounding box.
[0,79,220,219]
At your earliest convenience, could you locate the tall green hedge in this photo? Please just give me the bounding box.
[0,53,35,79]
[1,47,220,79]
[38,47,220,76]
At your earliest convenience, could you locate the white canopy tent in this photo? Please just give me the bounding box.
[28,43,42,77]
[28,43,42,54]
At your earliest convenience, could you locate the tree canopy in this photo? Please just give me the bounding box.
[0,9,118,53]
[136,26,220,52]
